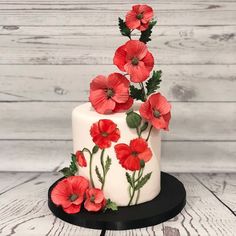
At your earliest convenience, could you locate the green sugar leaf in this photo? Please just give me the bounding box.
[95,166,103,183]
[59,167,74,177]
[105,156,112,174]
[118,17,131,38]
[104,199,118,212]
[135,172,152,190]
[146,70,162,96]
[126,172,133,187]
[130,85,145,102]
[139,20,157,44]
[70,153,78,174]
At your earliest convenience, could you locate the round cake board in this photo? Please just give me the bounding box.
[48,172,186,231]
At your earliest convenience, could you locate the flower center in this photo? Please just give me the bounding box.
[69,194,78,202]
[102,132,108,137]
[131,57,139,65]
[106,88,114,98]
[132,151,138,156]
[153,109,161,118]
[90,194,95,203]
[136,13,143,20]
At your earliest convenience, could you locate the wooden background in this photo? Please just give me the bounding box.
[1,0,235,173]
[0,1,236,235]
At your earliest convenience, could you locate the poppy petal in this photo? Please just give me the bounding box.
[89,90,116,114]
[114,97,134,113]
[138,147,153,162]
[90,75,108,90]
[142,51,154,71]
[126,10,140,29]
[124,61,150,83]
[123,155,140,171]
[125,40,147,60]
[98,119,117,134]
[113,45,127,71]
[63,204,81,214]
[130,138,148,153]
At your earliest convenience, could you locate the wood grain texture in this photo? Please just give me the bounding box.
[105,173,236,236]
[1,102,236,140]
[0,65,235,102]
[0,172,235,236]
[1,140,236,173]
[0,172,101,236]
[0,26,236,65]
[194,173,236,213]
[0,1,236,26]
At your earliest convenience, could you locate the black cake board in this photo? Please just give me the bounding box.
[48,172,186,231]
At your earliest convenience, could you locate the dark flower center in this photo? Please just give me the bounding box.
[131,57,139,65]
[153,109,161,118]
[132,151,138,156]
[136,13,143,20]
[106,88,114,98]
[69,194,78,202]
[102,132,108,137]
[90,194,95,203]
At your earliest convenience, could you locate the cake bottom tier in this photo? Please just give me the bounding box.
[72,102,161,206]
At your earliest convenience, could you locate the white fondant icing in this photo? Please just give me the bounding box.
[72,102,161,206]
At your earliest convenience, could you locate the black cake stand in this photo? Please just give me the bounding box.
[48,172,186,231]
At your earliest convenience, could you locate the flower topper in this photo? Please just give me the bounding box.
[54,4,173,214]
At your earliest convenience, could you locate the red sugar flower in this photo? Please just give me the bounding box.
[113,40,154,83]
[114,138,152,171]
[90,119,120,149]
[139,93,171,130]
[89,73,133,114]
[84,188,106,212]
[76,151,87,167]
[51,176,89,214]
[126,4,154,31]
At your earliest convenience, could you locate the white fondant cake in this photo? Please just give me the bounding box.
[72,102,161,206]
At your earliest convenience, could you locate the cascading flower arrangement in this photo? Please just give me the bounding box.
[50,4,172,214]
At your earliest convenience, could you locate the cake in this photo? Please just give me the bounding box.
[50,4,172,214]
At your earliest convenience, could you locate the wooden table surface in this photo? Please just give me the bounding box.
[0,172,235,236]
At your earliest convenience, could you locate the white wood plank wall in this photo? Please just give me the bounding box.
[0,0,236,172]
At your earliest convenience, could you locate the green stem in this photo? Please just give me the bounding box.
[100,149,106,190]
[134,168,144,204]
[135,190,140,204]
[146,125,153,142]
[82,148,95,188]
[136,127,141,137]
[128,172,136,206]
[135,168,143,183]
[89,154,95,188]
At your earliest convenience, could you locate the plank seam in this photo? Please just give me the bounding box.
[0,173,40,196]
[192,174,236,217]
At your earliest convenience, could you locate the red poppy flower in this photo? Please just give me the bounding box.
[51,176,89,214]
[76,151,87,167]
[114,138,152,171]
[126,4,154,31]
[89,73,133,114]
[90,119,120,149]
[113,40,154,83]
[84,188,106,212]
[139,93,171,130]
